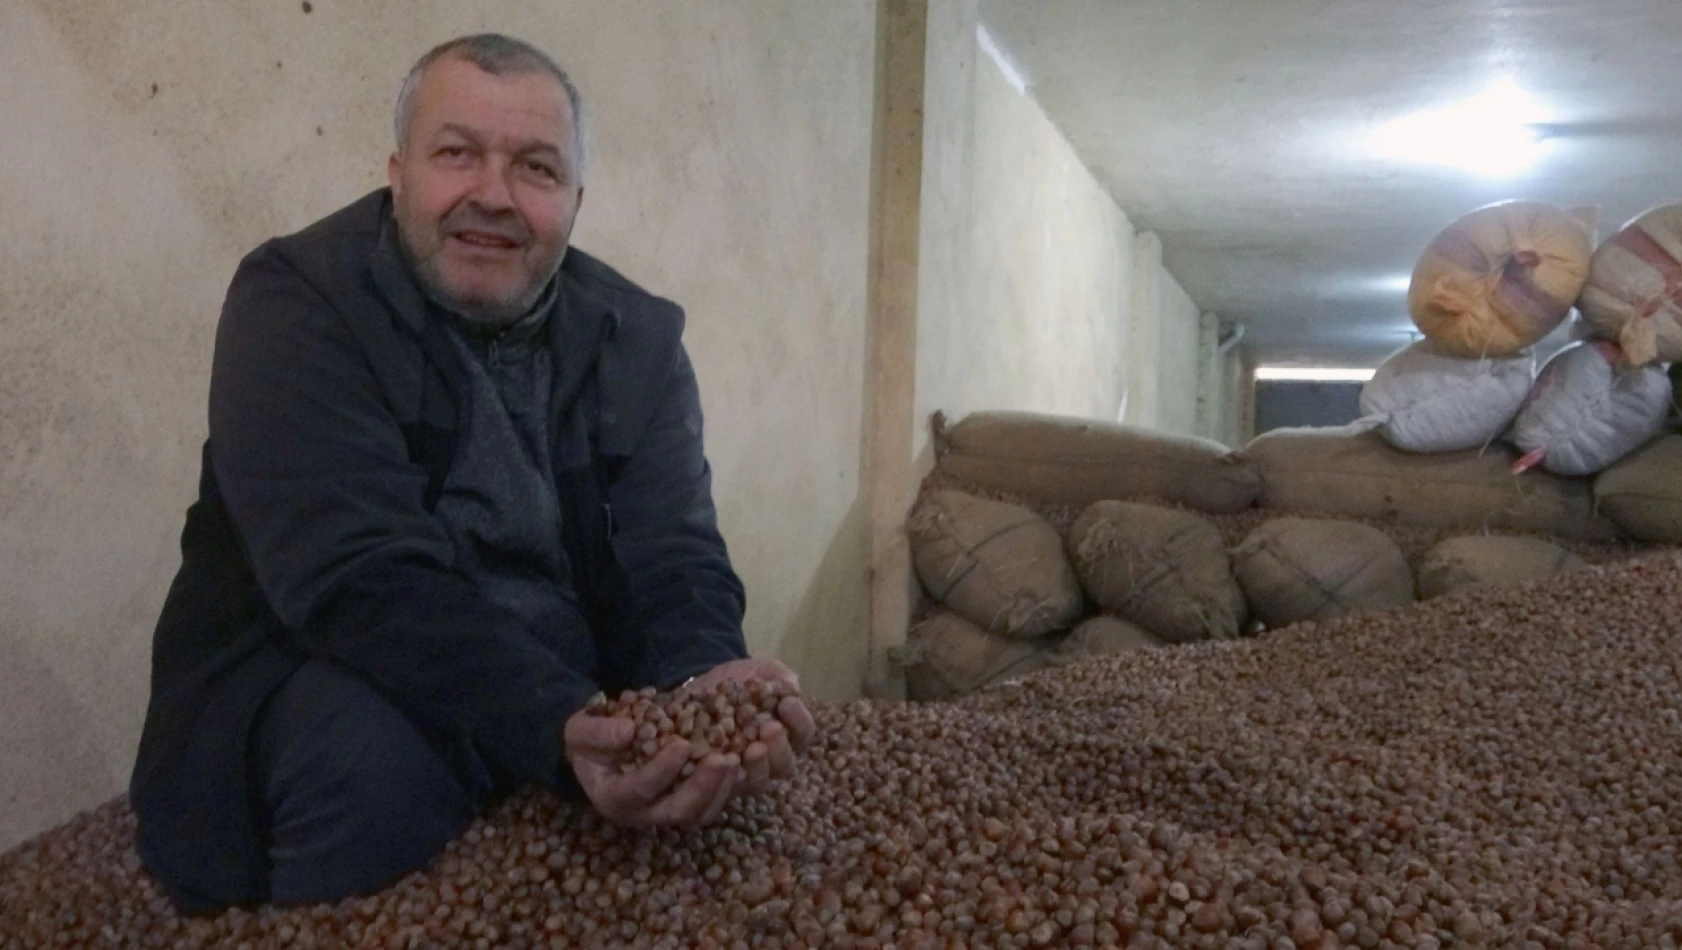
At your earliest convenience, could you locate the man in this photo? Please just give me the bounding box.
[129,33,814,912]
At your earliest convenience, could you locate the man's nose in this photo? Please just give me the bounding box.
[467,159,516,211]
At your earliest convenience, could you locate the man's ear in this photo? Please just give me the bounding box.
[387,152,403,197]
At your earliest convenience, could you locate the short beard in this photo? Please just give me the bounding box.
[394,203,563,328]
[410,249,555,328]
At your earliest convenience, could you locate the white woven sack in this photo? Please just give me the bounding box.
[1507,341,1672,477]
[1356,340,1534,453]
[1578,204,1682,365]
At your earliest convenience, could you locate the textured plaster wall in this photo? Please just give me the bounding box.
[1,0,874,849]
[913,0,1138,457]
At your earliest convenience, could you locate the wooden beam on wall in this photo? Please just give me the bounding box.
[861,0,928,699]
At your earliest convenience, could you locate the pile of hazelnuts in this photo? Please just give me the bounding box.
[9,553,1682,949]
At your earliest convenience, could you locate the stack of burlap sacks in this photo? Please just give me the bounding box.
[1361,199,1682,478]
[896,408,1682,701]
[898,197,1682,700]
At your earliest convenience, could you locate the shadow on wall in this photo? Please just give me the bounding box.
[773,493,870,702]
[0,625,113,852]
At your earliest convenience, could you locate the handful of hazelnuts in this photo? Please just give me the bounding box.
[585,679,794,777]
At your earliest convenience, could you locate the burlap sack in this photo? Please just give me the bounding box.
[1579,204,1682,366]
[1409,200,1591,358]
[908,490,1084,638]
[1416,536,1584,600]
[1053,615,1162,663]
[1595,435,1682,542]
[1234,518,1415,627]
[1356,340,1533,453]
[1244,426,1620,542]
[894,609,1055,702]
[1506,341,1671,477]
[933,411,1261,514]
[1067,501,1246,643]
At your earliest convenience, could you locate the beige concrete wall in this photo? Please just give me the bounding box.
[1196,325,1249,450]
[1122,232,1204,434]
[1222,349,1252,448]
[1,0,875,849]
[913,1,1138,457]
[1193,316,1248,449]
[1194,311,1221,442]
[1154,263,1202,436]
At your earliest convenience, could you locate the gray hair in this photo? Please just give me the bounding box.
[394,33,590,180]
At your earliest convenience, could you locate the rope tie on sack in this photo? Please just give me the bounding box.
[1610,225,1682,365]
[1635,272,1682,320]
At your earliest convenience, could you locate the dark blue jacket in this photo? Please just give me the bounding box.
[129,190,748,910]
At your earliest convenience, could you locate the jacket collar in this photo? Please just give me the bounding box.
[369,195,432,337]
[367,191,621,447]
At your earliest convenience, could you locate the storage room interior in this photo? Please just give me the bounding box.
[8,1,1682,946]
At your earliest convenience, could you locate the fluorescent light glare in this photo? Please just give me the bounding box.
[1371,80,1549,177]
[1376,273,1413,293]
[1256,367,1376,382]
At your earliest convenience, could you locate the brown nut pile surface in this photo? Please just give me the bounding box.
[592,680,793,775]
[10,553,1682,948]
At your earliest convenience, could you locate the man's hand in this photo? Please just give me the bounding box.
[563,710,744,829]
[682,658,817,793]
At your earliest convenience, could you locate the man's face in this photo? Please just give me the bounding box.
[389,55,584,324]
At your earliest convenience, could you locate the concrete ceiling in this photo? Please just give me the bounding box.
[979,0,1682,367]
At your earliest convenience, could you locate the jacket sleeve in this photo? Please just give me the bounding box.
[208,246,596,787]
[607,339,750,690]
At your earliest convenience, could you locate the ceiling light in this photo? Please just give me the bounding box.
[1376,274,1413,293]
[1256,367,1376,382]
[1370,80,1550,177]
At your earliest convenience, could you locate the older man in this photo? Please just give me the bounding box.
[130,33,812,912]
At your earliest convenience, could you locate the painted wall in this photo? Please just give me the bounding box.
[0,0,874,850]
[913,2,1140,456]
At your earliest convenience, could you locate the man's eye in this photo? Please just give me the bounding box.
[437,146,468,159]
[526,161,558,180]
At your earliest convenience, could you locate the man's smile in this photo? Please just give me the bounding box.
[449,229,524,251]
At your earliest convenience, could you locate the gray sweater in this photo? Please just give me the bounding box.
[434,293,588,672]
